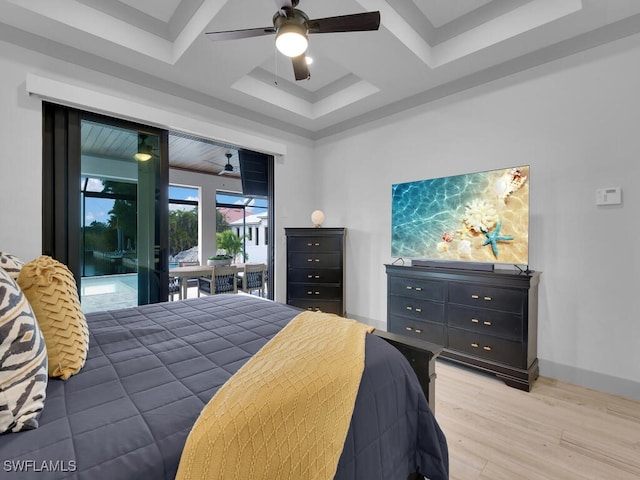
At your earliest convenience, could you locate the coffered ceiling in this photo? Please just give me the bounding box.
[1,0,640,140]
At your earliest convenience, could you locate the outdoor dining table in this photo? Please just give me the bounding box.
[169,264,214,299]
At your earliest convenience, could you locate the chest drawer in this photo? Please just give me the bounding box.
[449,283,523,314]
[389,295,444,324]
[287,268,342,284]
[288,284,343,300]
[389,275,445,301]
[288,252,342,269]
[448,304,522,341]
[287,236,342,253]
[290,299,343,315]
[388,317,445,345]
[448,327,523,367]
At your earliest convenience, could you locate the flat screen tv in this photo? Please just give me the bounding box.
[391,165,529,267]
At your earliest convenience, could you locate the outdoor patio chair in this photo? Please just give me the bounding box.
[197,265,238,296]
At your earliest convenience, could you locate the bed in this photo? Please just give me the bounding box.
[0,294,448,479]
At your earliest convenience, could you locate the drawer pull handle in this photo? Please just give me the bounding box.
[314,291,320,295]
[471,318,479,323]
[415,308,422,313]
[315,259,320,262]
[483,346,492,351]
[307,291,313,295]
[307,274,313,279]
[471,343,479,348]
[406,286,413,290]
[315,275,320,279]
[406,306,413,311]
[471,294,479,299]
[483,321,492,326]
[307,258,313,262]
[484,296,492,301]
[315,243,320,246]
[415,329,422,334]
[307,243,312,247]
[415,287,422,291]
[405,326,413,331]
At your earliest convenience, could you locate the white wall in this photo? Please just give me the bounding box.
[0,40,316,303]
[314,33,640,398]
[2,28,639,398]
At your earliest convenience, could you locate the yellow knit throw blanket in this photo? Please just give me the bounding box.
[175,311,374,480]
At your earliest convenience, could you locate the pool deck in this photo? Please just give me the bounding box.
[80,274,200,314]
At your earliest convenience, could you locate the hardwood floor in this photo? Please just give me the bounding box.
[433,360,640,480]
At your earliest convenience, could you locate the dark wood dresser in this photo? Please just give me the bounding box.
[285,228,345,316]
[385,264,540,391]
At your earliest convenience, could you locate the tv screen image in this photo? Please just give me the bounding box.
[391,165,529,265]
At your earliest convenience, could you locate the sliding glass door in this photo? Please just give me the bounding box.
[43,104,169,312]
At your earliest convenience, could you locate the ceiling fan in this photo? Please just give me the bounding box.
[218,152,234,176]
[205,0,381,81]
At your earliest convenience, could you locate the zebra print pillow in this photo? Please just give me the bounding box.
[0,267,48,434]
[0,252,25,280]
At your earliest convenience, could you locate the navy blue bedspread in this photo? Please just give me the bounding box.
[0,295,448,479]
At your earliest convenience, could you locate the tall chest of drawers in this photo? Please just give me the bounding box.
[386,264,540,391]
[285,228,345,316]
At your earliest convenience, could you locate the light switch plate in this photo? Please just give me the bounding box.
[596,187,622,205]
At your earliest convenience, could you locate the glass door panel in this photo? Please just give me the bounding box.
[80,120,166,312]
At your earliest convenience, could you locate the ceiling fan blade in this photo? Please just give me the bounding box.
[205,26,275,42]
[308,11,380,34]
[292,54,310,81]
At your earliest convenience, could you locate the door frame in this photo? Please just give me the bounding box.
[42,102,169,301]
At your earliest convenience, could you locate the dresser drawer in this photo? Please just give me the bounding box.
[389,275,445,301]
[287,236,342,253]
[389,295,444,323]
[288,299,342,315]
[288,252,342,269]
[388,317,445,345]
[449,283,523,314]
[448,327,523,367]
[287,268,342,284]
[288,284,342,300]
[448,304,522,341]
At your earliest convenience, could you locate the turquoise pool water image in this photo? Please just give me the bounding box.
[391,166,529,265]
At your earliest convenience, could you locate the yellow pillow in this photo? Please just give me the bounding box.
[17,256,89,380]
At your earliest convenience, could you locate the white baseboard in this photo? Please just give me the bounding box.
[539,359,640,401]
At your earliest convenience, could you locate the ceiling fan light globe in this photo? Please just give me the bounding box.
[275,25,308,57]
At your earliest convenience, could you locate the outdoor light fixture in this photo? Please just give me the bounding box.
[275,21,308,57]
[135,134,153,162]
